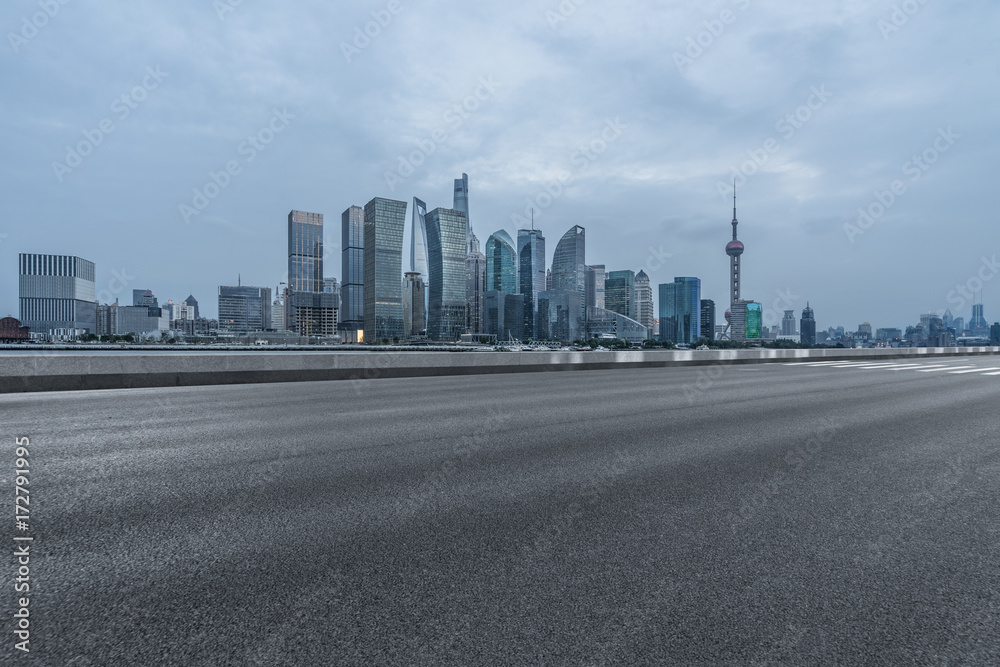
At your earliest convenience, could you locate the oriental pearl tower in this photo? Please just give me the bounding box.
[724,182,744,336]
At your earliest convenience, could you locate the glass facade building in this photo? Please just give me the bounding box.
[18,253,97,335]
[800,303,817,345]
[426,207,468,341]
[485,291,526,341]
[341,205,364,340]
[586,265,605,310]
[453,173,470,244]
[746,302,763,339]
[465,232,486,335]
[403,272,426,338]
[585,306,648,344]
[288,210,324,295]
[517,229,545,338]
[700,299,716,341]
[538,289,582,341]
[363,197,407,343]
[634,269,654,332]
[485,230,517,294]
[605,270,636,320]
[551,226,586,331]
[659,277,701,345]
[218,285,272,331]
[410,197,428,278]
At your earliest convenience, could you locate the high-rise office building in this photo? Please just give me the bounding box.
[133,289,158,307]
[485,230,517,295]
[403,271,426,338]
[700,299,716,341]
[363,197,407,342]
[18,253,97,336]
[781,310,796,336]
[970,303,989,335]
[800,303,816,345]
[287,209,326,334]
[538,289,582,341]
[586,265,606,310]
[218,285,272,331]
[551,225,587,332]
[454,173,470,244]
[272,291,285,331]
[184,295,199,320]
[410,197,429,278]
[116,305,168,337]
[288,210,324,295]
[634,269,654,332]
[658,277,701,345]
[341,205,364,342]
[991,322,1000,344]
[605,270,636,321]
[485,291,526,341]
[426,207,468,341]
[465,232,486,335]
[517,228,545,338]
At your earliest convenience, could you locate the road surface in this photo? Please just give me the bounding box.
[3,357,999,664]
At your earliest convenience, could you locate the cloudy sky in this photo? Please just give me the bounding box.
[2,0,998,331]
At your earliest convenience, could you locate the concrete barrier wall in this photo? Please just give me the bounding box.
[1,347,999,393]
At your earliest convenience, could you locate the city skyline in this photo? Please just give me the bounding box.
[3,2,999,331]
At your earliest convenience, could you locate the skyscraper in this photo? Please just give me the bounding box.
[288,210,324,295]
[551,225,586,331]
[465,231,486,334]
[18,253,97,337]
[658,277,701,345]
[970,303,989,336]
[517,228,545,338]
[287,210,325,334]
[184,295,200,320]
[605,270,636,320]
[781,310,796,336]
[363,197,407,343]
[634,269,654,332]
[133,289,158,307]
[485,230,517,294]
[410,197,429,278]
[426,207,467,341]
[341,205,365,342]
[700,299,716,341]
[586,265,606,310]
[800,303,816,345]
[403,271,426,338]
[454,173,470,243]
[218,285,272,331]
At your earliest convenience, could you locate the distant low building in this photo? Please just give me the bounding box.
[0,317,30,341]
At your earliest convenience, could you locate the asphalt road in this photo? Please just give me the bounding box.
[3,358,1000,665]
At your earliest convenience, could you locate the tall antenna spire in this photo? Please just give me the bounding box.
[531,208,534,230]
[733,179,737,222]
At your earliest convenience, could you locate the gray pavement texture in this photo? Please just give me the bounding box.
[2,358,1000,665]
